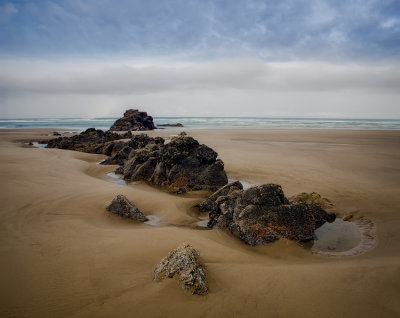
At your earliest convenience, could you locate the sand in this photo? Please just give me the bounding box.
[0,128,399,318]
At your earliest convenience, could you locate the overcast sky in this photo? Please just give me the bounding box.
[0,0,399,118]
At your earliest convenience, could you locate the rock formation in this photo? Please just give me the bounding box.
[110,134,228,192]
[157,123,184,127]
[110,109,155,131]
[106,194,148,222]
[46,128,130,153]
[154,243,208,295]
[202,183,336,245]
[198,181,243,212]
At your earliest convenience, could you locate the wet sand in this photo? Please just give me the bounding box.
[0,128,399,318]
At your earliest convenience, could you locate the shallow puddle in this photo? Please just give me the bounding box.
[105,172,127,185]
[228,178,260,190]
[313,216,376,256]
[144,215,161,226]
[30,142,47,148]
[195,218,209,228]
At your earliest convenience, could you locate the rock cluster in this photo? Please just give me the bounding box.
[110,109,155,131]
[44,118,227,191]
[106,194,148,222]
[46,128,130,153]
[103,133,228,192]
[154,243,208,295]
[200,182,336,245]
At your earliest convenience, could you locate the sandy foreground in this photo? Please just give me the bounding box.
[0,128,399,318]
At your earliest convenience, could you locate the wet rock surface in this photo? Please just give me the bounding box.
[106,194,148,222]
[198,181,243,212]
[154,243,208,295]
[110,109,155,131]
[46,128,130,153]
[204,183,336,245]
[104,133,228,192]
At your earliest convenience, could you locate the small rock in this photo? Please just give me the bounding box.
[53,131,61,136]
[154,243,208,295]
[106,194,148,222]
[343,214,353,221]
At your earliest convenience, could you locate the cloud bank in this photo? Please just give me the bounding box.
[0,59,398,118]
[0,1,399,118]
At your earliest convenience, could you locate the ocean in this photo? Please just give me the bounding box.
[0,117,399,131]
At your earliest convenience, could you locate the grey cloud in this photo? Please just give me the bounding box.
[0,0,399,60]
[0,60,399,97]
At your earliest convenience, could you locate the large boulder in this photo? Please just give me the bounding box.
[118,134,228,192]
[110,109,155,131]
[206,184,336,245]
[154,244,208,295]
[106,194,148,222]
[46,128,130,154]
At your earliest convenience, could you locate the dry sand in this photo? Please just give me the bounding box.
[0,128,399,318]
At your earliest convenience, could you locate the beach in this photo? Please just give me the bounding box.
[0,128,399,318]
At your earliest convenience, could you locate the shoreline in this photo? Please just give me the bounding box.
[0,128,399,317]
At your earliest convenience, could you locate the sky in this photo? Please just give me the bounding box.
[0,0,399,118]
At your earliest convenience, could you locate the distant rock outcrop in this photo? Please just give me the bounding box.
[110,109,155,131]
[154,243,208,295]
[106,194,148,222]
[203,183,336,245]
[157,123,184,127]
[46,128,130,153]
[109,133,228,192]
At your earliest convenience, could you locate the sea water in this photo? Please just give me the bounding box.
[1,117,400,130]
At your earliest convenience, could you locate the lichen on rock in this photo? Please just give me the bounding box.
[154,243,208,295]
[289,191,334,210]
[203,184,336,246]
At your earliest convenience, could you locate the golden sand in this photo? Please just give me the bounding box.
[0,128,399,317]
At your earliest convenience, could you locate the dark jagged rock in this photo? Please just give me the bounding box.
[198,181,243,212]
[110,109,155,131]
[46,128,129,154]
[106,194,148,222]
[206,184,336,245]
[157,123,184,127]
[101,145,132,165]
[154,243,208,295]
[101,134,165,166]
[119,134,228,192]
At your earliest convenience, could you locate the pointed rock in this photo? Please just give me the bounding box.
[106,194,148,222]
